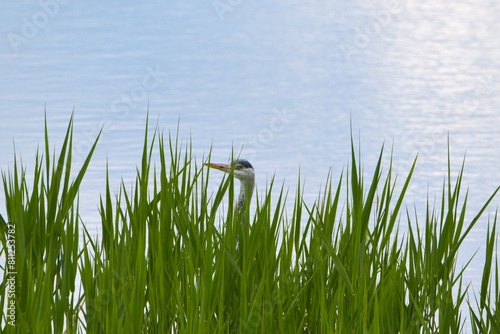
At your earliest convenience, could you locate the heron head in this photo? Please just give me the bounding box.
[204,159,255,183]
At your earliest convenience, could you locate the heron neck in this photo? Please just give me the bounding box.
[237,179,254,210]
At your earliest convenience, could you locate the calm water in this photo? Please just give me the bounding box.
[1,0,500,329]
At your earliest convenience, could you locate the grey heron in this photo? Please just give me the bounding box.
[204,159,255,211]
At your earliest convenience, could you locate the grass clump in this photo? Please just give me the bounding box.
[1,116,499,333]
[0,115,99,333]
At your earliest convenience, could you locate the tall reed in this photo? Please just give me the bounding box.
[0,115,99,333]
[1,116,499,333]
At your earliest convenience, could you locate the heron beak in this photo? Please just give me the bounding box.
[204,162,232,173]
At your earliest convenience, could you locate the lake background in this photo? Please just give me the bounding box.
[1,0,500,330]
